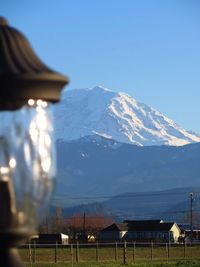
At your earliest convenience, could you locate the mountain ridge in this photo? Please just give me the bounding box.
[52,186,200,223]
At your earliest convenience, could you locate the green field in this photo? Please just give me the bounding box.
[25,261,200,267]
[20,243,200,267]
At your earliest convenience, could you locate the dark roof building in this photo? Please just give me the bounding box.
[101,223,128,232]
[124,220,181,243]
[124,220,163,231]
[100,220,181,243]
[35,233,69,244]
[99,223,128,241]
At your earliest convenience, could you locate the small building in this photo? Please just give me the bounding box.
[179,224,200,242]
[99,223,128,242]
[87,234,96,242]
[36,233,69,245]
[125,220,181,243]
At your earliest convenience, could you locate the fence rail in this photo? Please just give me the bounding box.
[20,242,200,265]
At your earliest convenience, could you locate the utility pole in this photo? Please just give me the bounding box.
[83,212,86,240]
[190,192,194,240]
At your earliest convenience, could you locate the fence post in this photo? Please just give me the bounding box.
[133,242,136,261]
[28,243,32,267]
[71,244,74,266]
[96,241,99,262]
[123,240,127,264]
[151,241,153,260]
[33,240,36,263]
[184,242,186,258]
[168,242,170,259]
[76,241,79,262]
[55,241,58,263]
[115,242,118,261]
[166,243,169,262]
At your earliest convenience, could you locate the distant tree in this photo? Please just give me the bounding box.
[86,213,114,237]
[38,216,49,233]
[39,204,64,234]
[64,213,83,240]
[65,213,114,241]
[51,204,63,233]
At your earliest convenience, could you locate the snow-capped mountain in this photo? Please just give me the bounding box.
[53,86,200,146]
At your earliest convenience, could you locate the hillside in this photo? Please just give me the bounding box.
[55,136,200,198]
[53,187,200,224]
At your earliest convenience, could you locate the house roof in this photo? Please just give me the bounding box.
[179,224,200,231]
[101,223,128,232]
[101,220,181,233]
[124,220,163,224]
[124,220,177,232]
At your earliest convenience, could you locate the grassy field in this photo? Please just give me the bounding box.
[25,261,200,267]
[21,243,200,267]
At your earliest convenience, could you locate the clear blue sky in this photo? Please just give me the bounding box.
[1,0,200,133]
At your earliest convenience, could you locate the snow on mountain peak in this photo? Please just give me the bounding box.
[54,86,200,146]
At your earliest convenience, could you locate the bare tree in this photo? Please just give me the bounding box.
[65,213,114,241]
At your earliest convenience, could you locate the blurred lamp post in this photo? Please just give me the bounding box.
[0,17,68,266]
